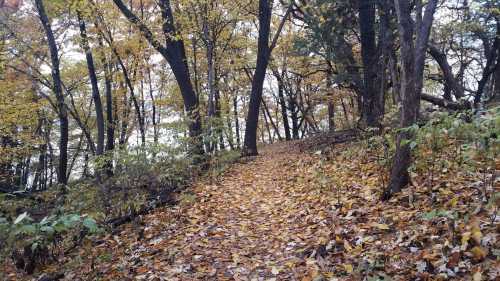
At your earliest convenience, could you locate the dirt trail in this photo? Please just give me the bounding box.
[91,142,331,281]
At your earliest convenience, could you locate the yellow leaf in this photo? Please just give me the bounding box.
[470,246,487,262]
[343,240,352,252]
[449,196,459,207]
[343,264,353,273]
[461,231,471,248]
[371,223,390,230]
[471,223,482,245]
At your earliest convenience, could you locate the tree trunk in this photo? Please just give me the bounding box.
[147,67,159,144]
[115,55,146,145]
[493,54,500,102]
[112,0,203,157]
[101,41,115,176]
[202,13,218,151]
[262,99,282,140]
[389,49,401,104]
[35,0,68,185]
[273,69,291,140]
[241,0,273,156]
[428,44,465,100]
[289,97,299,140]
[358,0,382,127]
[474,21,500,105]
[383,0,438,200]
[326,67,335,132]
[77,12,105,157]
[233,96,241,148]
[103,59,115,152]
[262,106,273,143]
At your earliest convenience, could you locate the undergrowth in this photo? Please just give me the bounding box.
[0,143,240,276]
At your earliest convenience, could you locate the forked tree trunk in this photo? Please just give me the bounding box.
[383,0,438,200]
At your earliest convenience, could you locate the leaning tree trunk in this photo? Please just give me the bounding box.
[383,0,438,200]
[35,0,69,185]
[77,12,105,157]
[242,0,273,156]
[112,0,203,157]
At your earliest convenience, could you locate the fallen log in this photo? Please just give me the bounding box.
[105,194,176,228]
[421,93,471,110]
[297,129,364,152]
[0,187,36,199]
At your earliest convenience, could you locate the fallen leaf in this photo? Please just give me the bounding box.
[343,264,353,273]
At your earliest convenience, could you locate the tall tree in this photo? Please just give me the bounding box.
[77,10,105,157]
[241,0,273,156]
[112,0,203,156]
[242,0,292,155]
[382,0,438,199]
[358,0,383,127]
[34,0,69,185]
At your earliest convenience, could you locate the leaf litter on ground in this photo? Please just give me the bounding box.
[3,140,499,280]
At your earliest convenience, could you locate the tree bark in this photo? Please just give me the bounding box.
[428,44,465,100]
[262,98,282,140]
[35,0,68,185]
[289,95,299,140]
[358,0,383,127]
[233,96,241,148]
[421,93,471,110]
[112,0,203,157]
[272,68,291,140]
[474,21,500,105]
[101,46,115,153]
[241,0,273,156]
[326,67,335,132]
[77,12,105,157]
[493,54,500,102]
[383,0,438,200]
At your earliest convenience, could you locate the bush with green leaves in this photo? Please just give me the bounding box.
[365,106,499,196]
[0,211,101,273]
[409,107,499,195]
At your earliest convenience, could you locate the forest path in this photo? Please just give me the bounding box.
[95,141,333,280]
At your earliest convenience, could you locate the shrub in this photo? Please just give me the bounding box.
[0,212,100,273]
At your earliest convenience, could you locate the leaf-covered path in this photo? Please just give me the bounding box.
[14,140,497,280]
[104,142,332,280]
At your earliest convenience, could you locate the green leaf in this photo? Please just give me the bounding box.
[20,224,37,234]
[40,226,54,235]
[82,217,99,233]
[14,212,28,224]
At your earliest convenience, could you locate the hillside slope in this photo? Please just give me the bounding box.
[4,140,499,281]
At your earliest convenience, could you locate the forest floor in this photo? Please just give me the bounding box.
[4,139,499,281]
